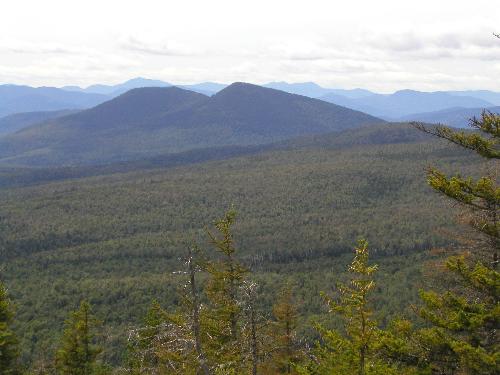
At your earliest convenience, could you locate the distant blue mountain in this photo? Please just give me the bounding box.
[63,78,229,97]
[5,78,500,122]
[0,85,109,118]
[397,106,500,128]
[179,82,228,96]
[320,90,494,119]
[263,81,373,99]
[264,82,333,97]
[445,90,500,106]
[0,109,80,136]
[0,83,383,166]
[62,77,172,96]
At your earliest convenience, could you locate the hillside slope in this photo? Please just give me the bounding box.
[0,123,479,362]
[0,109,80,136]
[0,85,109,117]
[0,83,383,166]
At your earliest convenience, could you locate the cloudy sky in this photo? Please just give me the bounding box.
[1,0,499,92]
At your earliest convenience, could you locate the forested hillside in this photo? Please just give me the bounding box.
[0,83,382,167]
[0,123,482,366]
[0,110,80,136]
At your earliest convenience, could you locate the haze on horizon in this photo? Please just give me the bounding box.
[1,0,499,93]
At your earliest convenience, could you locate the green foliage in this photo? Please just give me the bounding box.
[300,240,399,375]
[0,124,480,363]
[409,110,500,373]
[260,286,303,374]
[128,211,254,374]
[0,281,19,375]
[126,245,213,374]
[414,111,500,159]
[203,209,248,372]
[415,257,500,374]
[126,300,168,372]
[55,301,106,375]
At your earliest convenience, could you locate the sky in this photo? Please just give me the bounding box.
[1,0,499,93]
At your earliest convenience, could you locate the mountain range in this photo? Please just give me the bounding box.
[63,78,227,97]
[0,83,382,166]
[0,109,80,136]
[319,90,494,119]
[2,78,499,122]
[0,85,107,118]
[263,81,373,99]
[397,106,500,128]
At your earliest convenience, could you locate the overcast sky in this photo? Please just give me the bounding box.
[1,0,499,92]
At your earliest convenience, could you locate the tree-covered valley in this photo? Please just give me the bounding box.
[2,0,500,372]
[2,115,497,373]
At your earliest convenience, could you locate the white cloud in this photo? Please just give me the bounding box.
[0,0,499,91]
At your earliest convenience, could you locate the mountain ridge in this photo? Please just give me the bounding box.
[320,90,494,119]
[0,85,109,118]
[0,83,383,167]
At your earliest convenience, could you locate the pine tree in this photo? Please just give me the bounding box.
[299,240,399,375]
[127,247,210,374]
[261,286,302,374]
[55,301,104,375]
[239,281,265,375]
[204,209,248,373]
[414,112,499,266]
[126,300,168,373]
[128,210,250,374]
[0,281,19,375]
[407,113,500,374]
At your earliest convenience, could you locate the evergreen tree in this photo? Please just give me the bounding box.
[405,114,500,374]
[127,247,210,374]
[126,300,168,373]
[55,301,104,375]
[0,281,19,375]
[414,112,499,266]
[240,281,265,375]
[128,210,250,374]
[261,286,302,374]
[299,240,399,375]
[204,209,248,373]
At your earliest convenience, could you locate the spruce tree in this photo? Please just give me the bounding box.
[406,112,500,374]
[261,286,302,374]
[204,209,248,373]
[299,240,399,375]
[128,210,251,374]
[127,247,210,374]
[55,301,103,375]
[0,281,19,375]
[240,281,265,375]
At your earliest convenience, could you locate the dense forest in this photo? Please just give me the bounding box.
[0,115,498,374]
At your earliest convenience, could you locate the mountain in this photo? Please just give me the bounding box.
[63,78,226,97]
[62,77,172,96]
[264,81,333,97]
[263,81,373,99]
[398,106,500,128]
[179,82,227,95]
[65,78,376,98]
[0,109,80,136]
[0,85,109,118]
[0,123,437,189]
[319,90,494,119]
[446,90,500,106]
[0,83,383,166]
